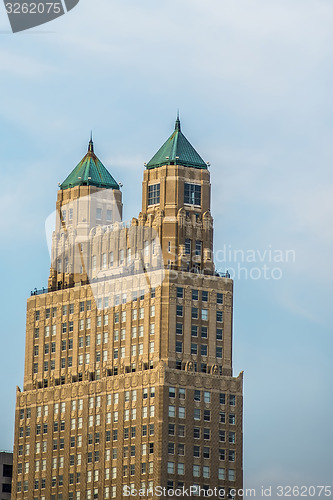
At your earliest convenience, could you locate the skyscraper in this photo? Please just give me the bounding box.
[12,117,243,499]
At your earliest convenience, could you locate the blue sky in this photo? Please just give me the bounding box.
[0,0,332,495]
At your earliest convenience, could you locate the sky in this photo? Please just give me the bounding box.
[0,0,333,496]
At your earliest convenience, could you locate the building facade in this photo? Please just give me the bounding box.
[12,118,243,499]
[0,451,13,500]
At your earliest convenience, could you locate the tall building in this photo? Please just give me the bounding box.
[12,117,243,500]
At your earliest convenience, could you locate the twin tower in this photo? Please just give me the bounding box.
[13,117,243,499]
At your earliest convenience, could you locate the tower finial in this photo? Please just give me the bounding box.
[175,110,181,132]
[88,131,94,153]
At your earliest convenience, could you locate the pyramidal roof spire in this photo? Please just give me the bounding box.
[146,115,207,170]
[88,131,94,153]
[60,136,119,191]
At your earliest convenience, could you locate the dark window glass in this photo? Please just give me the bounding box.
[184,183,201,206]
[148,184,160,205]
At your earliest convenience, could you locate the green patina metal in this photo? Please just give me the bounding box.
[60,138,120,190]
[146,116,207,170]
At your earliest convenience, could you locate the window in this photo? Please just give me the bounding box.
[219,430,225,442]
[203,391,211,403]
[169,387,176,399]
[176,287,183,298]
[176,323,183,335]
[179,407,185,419]
[203,446,210,459]
[203,428,210,440]
[193,465,200,477]
[220,393,226,405]
[230,395,236,406]
[176,305,183,317]
[184,183,201,206]
[191,325,198,337]
[216,328,223,341]
[178,463,185,475]
[148,184,160,206]
[167,462,175,474]
[204,409,211,421]
[168,424,175,436]
[203,465,210,478]
[217,293,223,304]
[229,450,235,462]
[216,347,223,358]
[168,406,175,417]
[195,240,202,256]
[179,388,185,400]
[220,412,226,424]
[202,290,208,302]
[219,449,225,460]
[193,445,200,458]
[218,468,225,480]
[201,309,208,321]
[200,326,208,339]
[191,343,198,355]
[228,469,235,481]
[194,408,201,420]
[192,307,198,319]
[176,341,183,353]
[96,208,102,220]
[217,311,223,322]
[201,345,208,356]
[229,432,236,444]
[106,209,112,221]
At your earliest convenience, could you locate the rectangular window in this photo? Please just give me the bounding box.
[201,326,208,338]
[184,183,201,206]
[204,391,211,403]
[185,239,191,255]
[191,343,198,355]
[192,307,198,319]
[176,323,183,335]
[201,309,208,321]
[217,311,223,322]
[176,287,183,298]
[216,328,223,341]
[176,305,183,317]
[176,341,183,353]
[216,347,223,358]
[201,344,208,356]
[191,325,198,337]
[192,289,199,301]
[195,240,202,256]
[148,183,160,206]
[202,290,208,302]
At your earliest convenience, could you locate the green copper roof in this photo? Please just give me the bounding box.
[60,138,120,191]
[146,116,207,170]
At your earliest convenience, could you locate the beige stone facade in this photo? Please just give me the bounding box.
[12,134,243,499]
